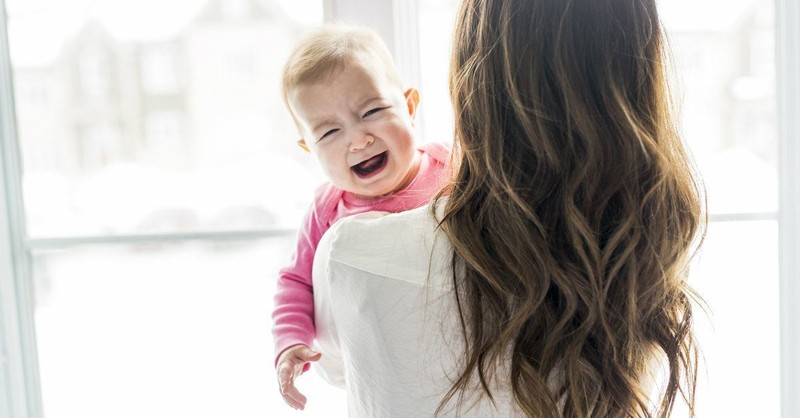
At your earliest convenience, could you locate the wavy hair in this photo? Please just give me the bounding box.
[435,0,706,416]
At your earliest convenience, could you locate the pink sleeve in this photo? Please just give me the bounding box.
[271,196,330,367]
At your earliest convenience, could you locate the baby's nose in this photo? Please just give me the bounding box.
[350,134,375,152]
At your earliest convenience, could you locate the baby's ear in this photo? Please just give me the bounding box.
[404,88,420,121]
[297,138,310,153]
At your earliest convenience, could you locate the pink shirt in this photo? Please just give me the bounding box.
[272,142,451,363]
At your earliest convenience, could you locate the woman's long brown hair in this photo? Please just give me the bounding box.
[435,0,706,416]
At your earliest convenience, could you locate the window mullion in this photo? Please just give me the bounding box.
[322,0,420,89]
[322,0,395,47]
[708,211,779,222]
[24,229,297,251]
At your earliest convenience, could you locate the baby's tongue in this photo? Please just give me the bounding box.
[353,152,386,175]
[356,154,383,171]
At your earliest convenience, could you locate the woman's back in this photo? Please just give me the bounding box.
[313,204,526,417]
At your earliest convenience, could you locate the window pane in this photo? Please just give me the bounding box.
[33,239,347,417]
[688,220,779,418]
[7,0,326,238]
[661,0,777,215]
[417,0,457,147]
[418,0,778,216]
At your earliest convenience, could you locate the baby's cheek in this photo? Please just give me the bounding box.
[317,157,341,179]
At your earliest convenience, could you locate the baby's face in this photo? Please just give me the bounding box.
[289,63,420,199]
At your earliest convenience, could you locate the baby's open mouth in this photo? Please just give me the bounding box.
[351,152,388,178]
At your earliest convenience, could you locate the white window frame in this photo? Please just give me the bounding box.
[323,0,420,88]
[0,0,42,416]
[776,0,800,415]
[1,0,798,417]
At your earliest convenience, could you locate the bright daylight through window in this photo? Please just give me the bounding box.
[0,0,786,416]
[5,0,346,416]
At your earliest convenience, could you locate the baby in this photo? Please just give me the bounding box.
[272,24,450,410]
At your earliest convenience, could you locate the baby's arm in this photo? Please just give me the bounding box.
[273,198,328,357]
[272,264,316,363]
[272,201,328,408]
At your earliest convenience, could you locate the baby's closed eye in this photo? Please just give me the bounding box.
[363,107,388,118]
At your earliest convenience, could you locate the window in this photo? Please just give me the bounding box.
[1,0,343,416]
[2,0,799,417]
[657,7,782,413]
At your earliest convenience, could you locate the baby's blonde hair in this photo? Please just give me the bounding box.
[281,24,404,121]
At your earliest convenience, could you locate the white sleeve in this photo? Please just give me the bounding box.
[311,223,346,388]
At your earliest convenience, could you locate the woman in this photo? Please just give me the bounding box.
[310,0,705,416]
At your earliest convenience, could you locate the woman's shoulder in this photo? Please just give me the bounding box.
[317,200,451,286]
[332,199,440,236]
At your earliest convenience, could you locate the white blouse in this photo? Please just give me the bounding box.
[312,202,524,417]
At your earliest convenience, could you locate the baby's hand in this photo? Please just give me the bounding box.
[276,344,322,410]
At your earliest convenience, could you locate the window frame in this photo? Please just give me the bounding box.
[0,0,798,417]
[323,0,421,87]
[0,0,42,416]
[776,0,800,415]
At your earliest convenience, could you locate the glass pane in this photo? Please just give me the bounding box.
[418,0,778,215]
[7,0,326,238]
[33,239,347,418]
[661,0,777,215]
[417,0,457,148]
[687,220,779,418]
